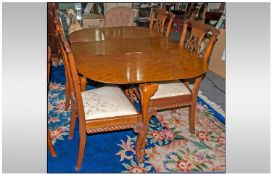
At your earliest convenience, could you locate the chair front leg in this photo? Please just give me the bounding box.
[75,101,87,171]
[189,75,202,134]
[75,132,86,171]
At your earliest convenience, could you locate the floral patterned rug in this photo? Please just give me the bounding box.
[48,63,225,173]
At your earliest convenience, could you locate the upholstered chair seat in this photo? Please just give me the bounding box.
[82,86,137,120]
[151,80,191,99]
[104,6,134,27]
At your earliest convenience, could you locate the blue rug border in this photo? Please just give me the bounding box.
[197,96,225,125]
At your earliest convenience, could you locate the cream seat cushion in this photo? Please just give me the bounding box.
[81,86,137,120]
[151,80,191,99]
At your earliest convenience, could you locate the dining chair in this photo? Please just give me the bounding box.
[134,19,220,134]
[165,12,176,38]
[104,6,135,27]
[58,32,146,171]
[149,8,167,35]
[48,46,57,158]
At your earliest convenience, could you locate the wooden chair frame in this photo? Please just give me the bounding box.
[58,31,146,171]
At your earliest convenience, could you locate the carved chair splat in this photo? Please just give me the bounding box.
[149,8,167,35]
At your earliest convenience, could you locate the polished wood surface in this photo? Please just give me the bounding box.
[70,27,208,85]
[70,26,162,43]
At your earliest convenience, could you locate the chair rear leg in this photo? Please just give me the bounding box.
[189,76,202,134]
[189,104,196,134]
[68,100,76,140]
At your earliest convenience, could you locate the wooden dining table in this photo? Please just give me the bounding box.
[69,26,208,161]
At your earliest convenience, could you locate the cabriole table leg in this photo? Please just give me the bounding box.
[135,83,158,163]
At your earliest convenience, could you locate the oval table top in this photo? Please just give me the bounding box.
[70,27,208,84]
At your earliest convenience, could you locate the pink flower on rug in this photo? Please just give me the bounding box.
[129,166,147,173]
[162,129,175,140]
[50,128,64,140]
[156,113,164,122]
[196,104,206,112]
[116,136,135,161]
[196,130,210,142]
[48,103,53,111]
[217,136,225,145]
[150,130,165,141]
[176,159,192,172]
[56,100,65,113]
[49,82,64,91]
[49,117,60,123]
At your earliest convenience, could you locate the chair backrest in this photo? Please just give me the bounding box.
[104,6,134,27]
[149,8,167,34]
[149,9,176,38]
[165,12,176,38]
[58,31,87,131]
[179,19,220,63]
